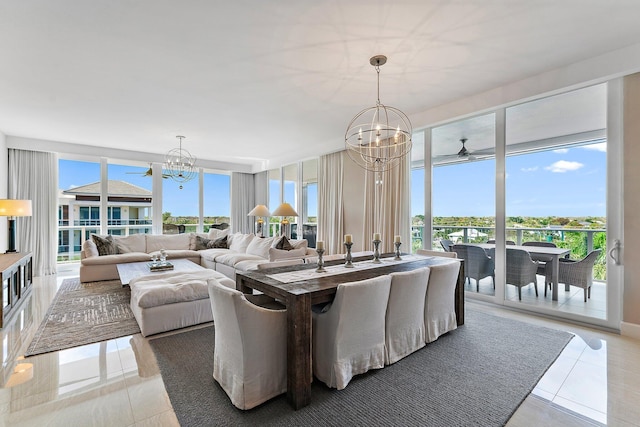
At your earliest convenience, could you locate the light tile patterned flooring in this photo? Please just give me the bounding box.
[0,263,637,426]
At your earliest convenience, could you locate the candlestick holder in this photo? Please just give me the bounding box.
[315,248,327,272]
[344,242,354,268]
[394,242,402,260]
[372,239,382,264]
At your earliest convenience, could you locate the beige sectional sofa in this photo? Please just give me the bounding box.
[80,230,312,283]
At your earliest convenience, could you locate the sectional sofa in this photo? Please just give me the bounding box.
[79,229,313,283]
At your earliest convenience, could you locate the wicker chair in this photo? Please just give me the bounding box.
[547,249,602,302]
[453,244,494,291]
[451,244,468,283]
[522,241,557,295]
[487,239,516,245]
[439,239,454,252]
[505,248,539,301]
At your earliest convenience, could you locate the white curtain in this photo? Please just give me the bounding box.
[318,152,344,254]
[8,149,58,276]
[253,171,268,207]
[230,172,255,234]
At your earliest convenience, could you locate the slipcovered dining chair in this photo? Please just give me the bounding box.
[425,260,461,343]
[454,244,494,291]
[548,249,602,302]
[439,239,454,252]
[208,278,287,410]
[385,267,430,364]
[312,275,391,390]
[505,248,539,300]
[417,248,457,258]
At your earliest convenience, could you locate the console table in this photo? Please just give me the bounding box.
[1,252,33,328]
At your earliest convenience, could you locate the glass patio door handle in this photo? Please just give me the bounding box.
[608,239,622,266]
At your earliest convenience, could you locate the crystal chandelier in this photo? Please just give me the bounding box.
[345,55,413,172]
[164,135,197,189]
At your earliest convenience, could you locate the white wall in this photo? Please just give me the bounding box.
[0,131,7,252]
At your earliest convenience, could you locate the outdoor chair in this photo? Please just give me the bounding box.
[417,248,457,258]
[450,244,469,283]
[505,248,539,301]
[487,239,516,245]
[548,249,602,302]
[522,241,557,294]
[464,244,495,292]
[440,239,454,252]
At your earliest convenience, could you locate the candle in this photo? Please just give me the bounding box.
[344,234,352,244]
[395,235,401,244]
[373,233,381,241]
[316,241,324,251]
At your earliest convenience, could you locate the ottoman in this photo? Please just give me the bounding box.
[129,269,235,337]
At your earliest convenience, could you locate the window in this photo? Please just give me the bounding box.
[203,172,231,231]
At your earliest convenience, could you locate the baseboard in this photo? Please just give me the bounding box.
[620,321,640,340]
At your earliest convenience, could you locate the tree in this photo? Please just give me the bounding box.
[162,212,172,222]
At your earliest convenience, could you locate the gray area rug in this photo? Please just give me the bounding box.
[150,309,573,427]
[25,278,141,356]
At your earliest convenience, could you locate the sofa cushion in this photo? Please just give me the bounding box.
[215,252,265,267]
[146,233,191,252]
[269,247,307,262]
[149,249,201,260]
[246,236,276,259]
[82,239,99,258]
[208,228,230,240]
[130,270,220,309]
[290,239,309,251]
[113,234,147,253]
[228,233,255,253]
[274,235,294,250]
[234,259,269,272]
[198,248,232,262]
[81,252,151,265]
[91,234,118,256]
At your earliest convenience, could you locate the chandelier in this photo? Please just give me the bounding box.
[345,55,413,173]
[164,135,197,189]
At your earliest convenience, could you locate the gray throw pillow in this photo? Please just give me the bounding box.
[275,235,294,251]
[91,234,118,256]
[194,235,215,250]
[212,235,228,249]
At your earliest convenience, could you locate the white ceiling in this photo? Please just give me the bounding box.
[1,1,640,171]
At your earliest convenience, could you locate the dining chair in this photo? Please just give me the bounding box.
[312,275,391,390]
[487,239,516,245]
[439,239,454,252]
[548,249,602,302]
[385,267,430,364]
[505,248,539,300]
[416,248,457,258]
[450,244,468,283]
[455,244,494,291]
[424,260,461,343]
[208,278,287,410]
[522,241,557,295]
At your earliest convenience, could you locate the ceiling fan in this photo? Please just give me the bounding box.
[126,163,170,179]
[457,138,470,157]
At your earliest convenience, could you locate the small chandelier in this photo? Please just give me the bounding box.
[164,135,197,189]
[345,55,413,173]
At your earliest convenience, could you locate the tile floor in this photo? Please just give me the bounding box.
[0,263,638,426]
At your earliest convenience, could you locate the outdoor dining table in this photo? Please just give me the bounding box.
[470,243,570,301]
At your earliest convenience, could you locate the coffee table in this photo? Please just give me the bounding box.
[116,258,205,286]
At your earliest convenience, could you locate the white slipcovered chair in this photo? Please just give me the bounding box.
[416,248,458,258]
[425,260,461,343]
[385,267,430,365]
[207,278,287,410]
[312,275,391,390]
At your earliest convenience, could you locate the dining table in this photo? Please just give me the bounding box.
[471,243,570,301]
[235,253,465,410]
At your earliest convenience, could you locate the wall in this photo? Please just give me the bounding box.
[623,73,640,334]
[0,131,7,252]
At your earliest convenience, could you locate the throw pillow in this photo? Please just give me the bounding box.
[194,235,217,250]
[228,233,255,253]
[246,236,276,259]
[212,235,228,248]
[208,227,230,241]
[268,247,306,262]
[275,235,294,251]
[91,234,118,256]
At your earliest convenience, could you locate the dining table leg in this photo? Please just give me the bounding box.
[286,293,312,410]
[551,255,560,301]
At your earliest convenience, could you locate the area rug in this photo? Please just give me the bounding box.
[150,309,573,427]
[25,278,141,356]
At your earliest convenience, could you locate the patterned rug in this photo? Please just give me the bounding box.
[25,278,141,357]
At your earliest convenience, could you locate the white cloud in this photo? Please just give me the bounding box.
[581,142,607,152]
[553,148,569,154]
[521,166,538,172]
[545,160,584,173]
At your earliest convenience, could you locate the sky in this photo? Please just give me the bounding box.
[60,141,604,220]
[412,142,607,217]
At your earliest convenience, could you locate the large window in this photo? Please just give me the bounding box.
[162,170,199,234]
[108,162,153,235]
[268,168,281,236]
[302,159,318,247]
[203,172,231,231]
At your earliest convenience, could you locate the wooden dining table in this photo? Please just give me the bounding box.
[471,243,570,301]
[235,254,465,410]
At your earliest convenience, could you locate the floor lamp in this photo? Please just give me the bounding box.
[0,199,33,253]
[272,202,298,239]
[247,204,271,238]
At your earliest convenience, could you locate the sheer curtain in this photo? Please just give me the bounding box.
[8,149,58,276]
[318,152,344,254]
[253,171,268,207]
[230,172,255,234]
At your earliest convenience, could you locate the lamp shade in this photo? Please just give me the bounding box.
[272,202,298,217]
[0,200,32,217]
[247,204,271,217]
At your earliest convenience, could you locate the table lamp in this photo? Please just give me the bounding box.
[0,199,33,253]
[271,202,298,239]
[247,204,271,237]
